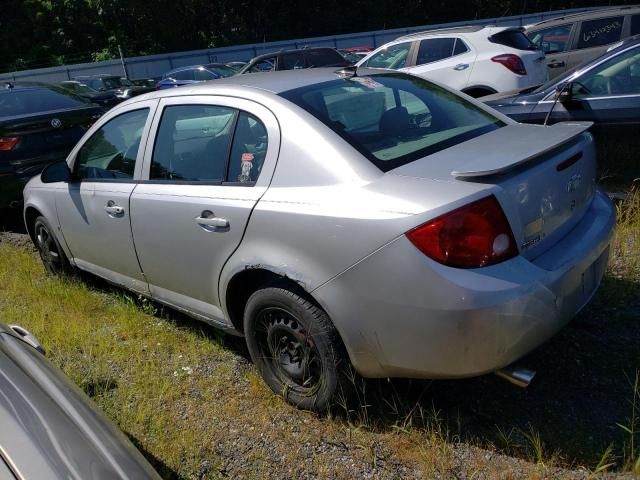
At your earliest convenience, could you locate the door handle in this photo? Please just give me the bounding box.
[196,210,229,230]
[104,201,125,216]
[453,63,469,71]
[548,61,566,68]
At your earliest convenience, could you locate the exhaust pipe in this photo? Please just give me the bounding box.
[495,366,536,388]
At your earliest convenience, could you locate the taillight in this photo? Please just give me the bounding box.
[491,54,527,75]
[0,136,20,151]
[406,195,518,268]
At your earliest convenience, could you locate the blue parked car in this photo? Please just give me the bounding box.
[156,64,237,89]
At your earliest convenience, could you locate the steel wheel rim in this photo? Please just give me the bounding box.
[35,223,60,271]
[254,307,323,394]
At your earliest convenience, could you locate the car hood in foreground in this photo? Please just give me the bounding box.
[0,324,159,479]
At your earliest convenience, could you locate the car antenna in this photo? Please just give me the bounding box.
[543,81,572,127]
[334,65,358,79]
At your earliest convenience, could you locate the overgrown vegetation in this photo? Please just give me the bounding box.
[2,0,639,72]
[0,188,637,478]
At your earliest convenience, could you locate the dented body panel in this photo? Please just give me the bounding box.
[23,68,616,380]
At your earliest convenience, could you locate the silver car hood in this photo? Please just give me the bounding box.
[0,327,159,479]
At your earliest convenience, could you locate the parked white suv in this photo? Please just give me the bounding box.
[356,26,548,97]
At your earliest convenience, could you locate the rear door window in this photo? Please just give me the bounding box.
[227,112,269,183]
[576,17,624,50]
[453,39,469,55]
[528,24,573,53]
[416,38,456,65]
[365,42,413,70]
[151,105,236,182]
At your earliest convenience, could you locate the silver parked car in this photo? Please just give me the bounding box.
[0,323,160,479]
[23,68,615,410]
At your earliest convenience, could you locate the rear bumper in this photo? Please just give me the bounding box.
[313,190,615,378]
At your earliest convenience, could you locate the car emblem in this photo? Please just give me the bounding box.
[567,173,582,193]
[51,118,62,128]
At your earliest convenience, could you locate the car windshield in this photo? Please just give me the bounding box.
[205,64,237,77]
[71,83,97,94]
[102,77,131,89]
[0,87,88,116]
[280,73,504,172]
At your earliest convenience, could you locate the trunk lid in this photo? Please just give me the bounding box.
[391,122,597,260]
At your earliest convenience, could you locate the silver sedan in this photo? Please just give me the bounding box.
[23,68,615,410]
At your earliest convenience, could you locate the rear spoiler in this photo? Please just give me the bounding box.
[451,122,592,178]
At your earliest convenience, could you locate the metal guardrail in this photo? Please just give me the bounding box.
[0,7,603,84]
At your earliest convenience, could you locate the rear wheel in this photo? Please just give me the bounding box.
[244,285,349,411]
[33,216,71,276]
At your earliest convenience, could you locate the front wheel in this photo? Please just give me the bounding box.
[244,285,349,411]
[33,216,71,276]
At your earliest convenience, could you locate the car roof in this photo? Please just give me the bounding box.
[167,65,206,73]
[1,82,60,93]
[73,73,122,80]
[388,25,517,44]
[527,5,640,30]
[249,46,336,62]
[135,67,381,99]
[397,25,487,40]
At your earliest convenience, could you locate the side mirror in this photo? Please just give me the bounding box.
[556,82,573,102]
[41,160,71,183]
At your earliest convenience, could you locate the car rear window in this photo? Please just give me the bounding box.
[305,49,349,68]
[0,87,88,116]
[280,73,504,172]
[490,30,539,51]
[576,17,624,50]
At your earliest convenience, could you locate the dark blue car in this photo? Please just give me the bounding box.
[156,64,237,89]
[482,36,640,186]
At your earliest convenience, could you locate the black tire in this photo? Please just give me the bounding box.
[33,216,71,276]
[244,285,349,411]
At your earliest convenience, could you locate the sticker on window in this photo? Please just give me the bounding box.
[349,77,384,89]
[238,152,254,182]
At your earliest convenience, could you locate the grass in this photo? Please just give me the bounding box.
[0,183,638,478]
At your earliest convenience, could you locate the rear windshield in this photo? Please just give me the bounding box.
[0,87,88,116]
[490,30,539,51]
[305,49,350,67]
[280,73,504,172]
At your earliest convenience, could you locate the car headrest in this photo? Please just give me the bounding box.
[379,106,410,136]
